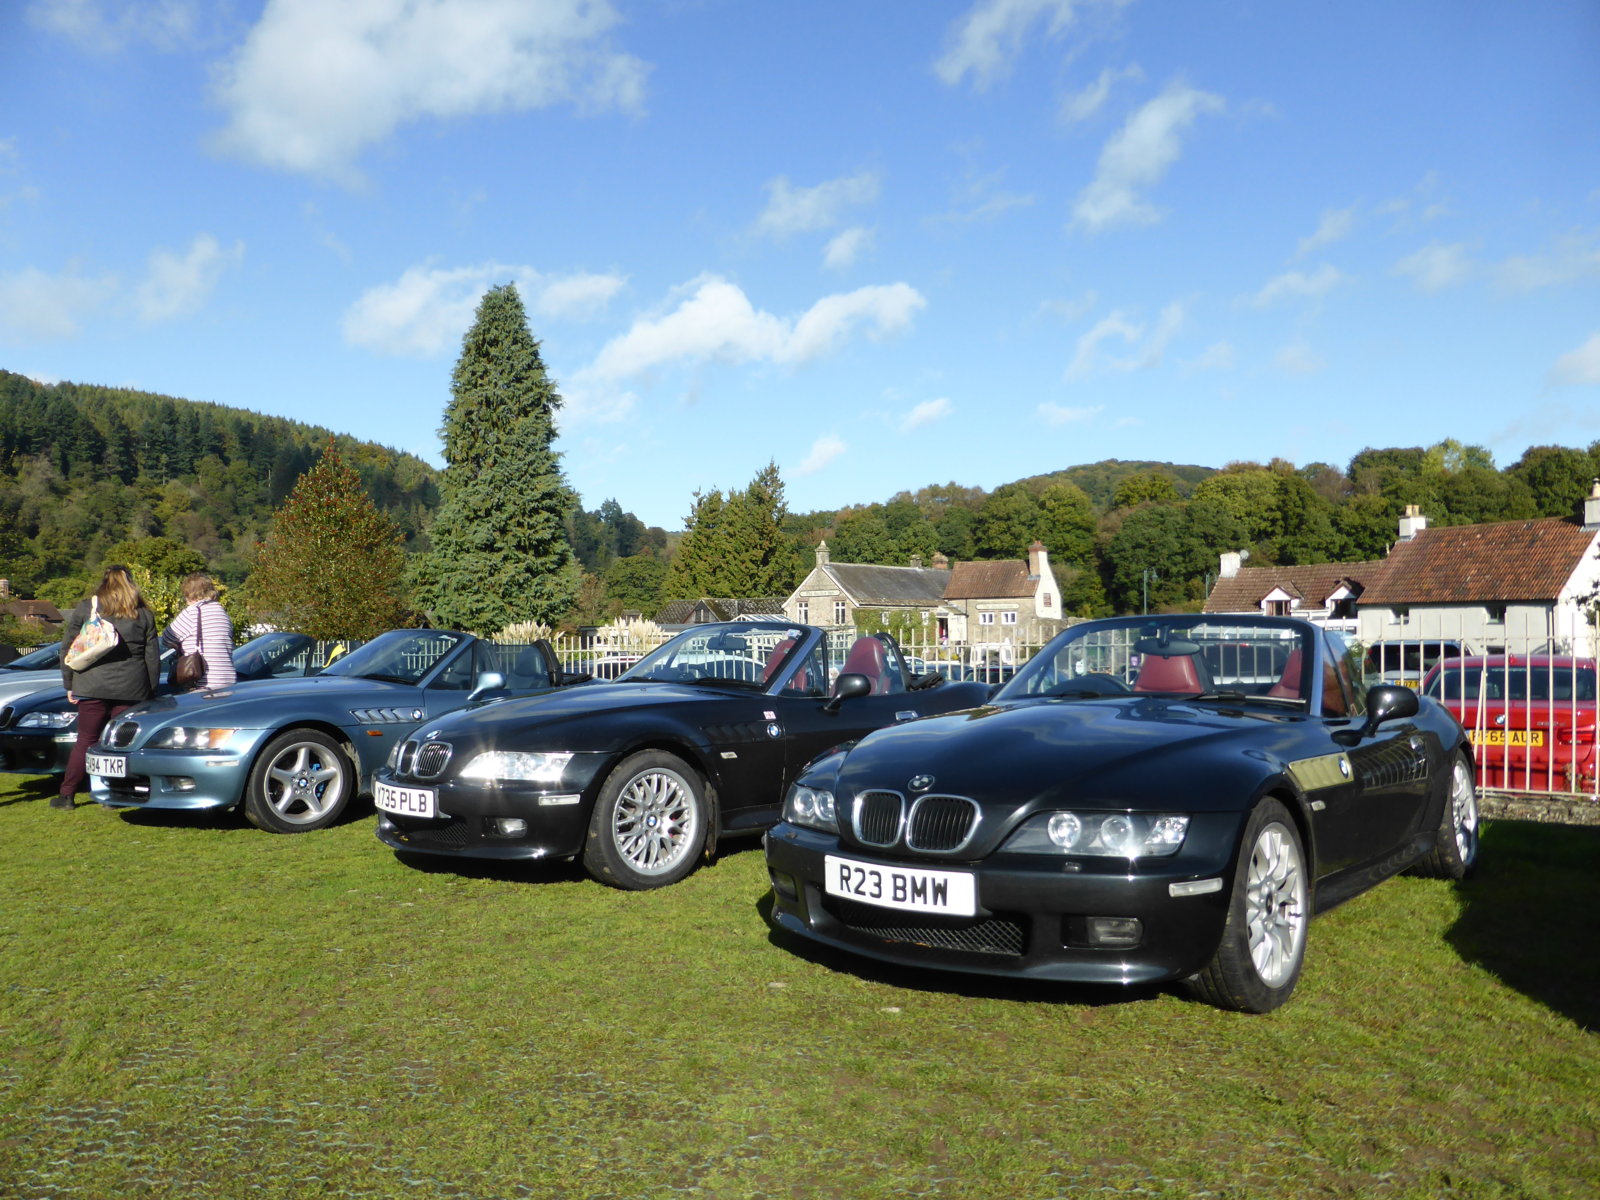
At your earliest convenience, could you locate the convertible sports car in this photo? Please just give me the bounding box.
[372,620,991,889]
[86,629,572,832]
[764,615,1478,1013]
[0,632,336,776]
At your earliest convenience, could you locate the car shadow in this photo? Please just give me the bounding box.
[389,849,590,885]
[0,776,61,806]
[752,890,1166,1010]
[1444,818,1600,1030]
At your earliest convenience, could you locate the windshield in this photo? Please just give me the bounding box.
[998,616,1311,704]
[1427,661,1598,703]
[621,624,802,688]
[319,630,466,685]
[232,632,319,678]
[4,644,61,670]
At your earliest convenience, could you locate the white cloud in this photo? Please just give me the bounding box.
[1274,340,1326,375]
[27,0,213,53]
[1392,242,1474,293]
[1248,264,1348,307]
[1550,332,1600,387]
[1295,206,1356,259]
[588,275,925,379]
[1071,80,1224,232]
[795,434,847,476]
[1037,402,1104,425]
[343,262,624,356]
[936,0,1119,90]
[823,227,873,270]
[210,0,648,182]
[0,265,117,341]
[1183,340,1234,372]
[899,397,952,431]
[931,167,1036,225]
[1040,291,1097,323]
[756,172,880,238]
[1496,231,1600,292]
[1065,309,1140,379]
[135,234,244,322]
[1059,64,1142,123]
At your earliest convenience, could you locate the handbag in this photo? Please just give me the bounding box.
[64,596,121,670]
[173,603,208,690]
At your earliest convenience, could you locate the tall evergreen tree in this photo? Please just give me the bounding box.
[246,440,409,640]
[722,462,804,593]
[413,284,580,631]
[662,488,729,600]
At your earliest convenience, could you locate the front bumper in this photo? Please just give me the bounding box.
[374,759,608,862]
[0,730,73,775]
[89,748,257,811]
[763,816,1246,986]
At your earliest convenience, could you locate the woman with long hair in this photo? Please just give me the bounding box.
[163,573,236,690]
[56,565,160,810]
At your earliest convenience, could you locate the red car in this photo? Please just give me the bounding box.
[1422,655,1597,792]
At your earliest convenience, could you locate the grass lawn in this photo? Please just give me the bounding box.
[1,775,1595,1200]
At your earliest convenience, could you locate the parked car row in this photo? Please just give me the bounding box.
[4,615,1481,1013]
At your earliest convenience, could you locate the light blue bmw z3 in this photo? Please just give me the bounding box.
[88,628,577,832]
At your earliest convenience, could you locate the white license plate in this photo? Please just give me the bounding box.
[375,780,436,819]
[824,854,976,916]
[87,753,126,778]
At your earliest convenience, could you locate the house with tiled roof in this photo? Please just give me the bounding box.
[1356,496,1600,656]
[1203,554,1376,634]
[654,597,786,631]
[782,542,950,632]
[942,542,1064,645]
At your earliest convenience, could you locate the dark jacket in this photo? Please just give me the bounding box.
[60,600,161,702]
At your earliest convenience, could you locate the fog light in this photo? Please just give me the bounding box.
[166,777,197,792]
[490,818,528,837]
[1085,916,1142,948]
[769,870,799,901]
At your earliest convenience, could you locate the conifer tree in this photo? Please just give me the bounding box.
[413,284,580,631]
[247,440,409,639]
[662,489,728,600]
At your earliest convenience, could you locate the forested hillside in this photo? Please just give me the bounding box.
[0,369,438,598]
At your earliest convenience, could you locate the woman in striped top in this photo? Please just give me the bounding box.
[163,574,237,689]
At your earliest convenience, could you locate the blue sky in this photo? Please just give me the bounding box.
[3,1,1598,530]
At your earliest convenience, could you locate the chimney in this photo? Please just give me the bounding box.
[1397,504,1428,542]
[1585,480,1600,531]
[1027,541,1048,579]
[1219,552,1241,579]
[815,540,830,566]
[908,554,923,569]
[932,552,949,570]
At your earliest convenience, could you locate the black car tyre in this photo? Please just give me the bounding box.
[1187,798,1308,1013]
[243,728,355,833]
[583,750,707,890]
[1409,753,1479,880]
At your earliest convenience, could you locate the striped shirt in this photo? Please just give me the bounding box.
[163,600,237,688]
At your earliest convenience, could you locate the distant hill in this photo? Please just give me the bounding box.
[1014,459,1216,509]
[0,369,439,592]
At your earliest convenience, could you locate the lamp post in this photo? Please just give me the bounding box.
[1142,567,1159,615]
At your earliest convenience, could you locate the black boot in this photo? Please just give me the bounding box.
[50,795,75,810]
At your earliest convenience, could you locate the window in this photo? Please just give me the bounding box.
[979,612,995,626]
[1042,594,1053,610]
[1001,611,1018,626]
[1486,605,1506,625]
[833,601,847,625]
[1266,600,1291,617]
[796,601,808,623]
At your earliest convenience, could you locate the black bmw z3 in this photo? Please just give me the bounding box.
[763,614,1479,1012]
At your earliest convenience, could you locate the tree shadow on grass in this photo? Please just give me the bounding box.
[1446,819,1600,1030]
[753,890,1166,1011]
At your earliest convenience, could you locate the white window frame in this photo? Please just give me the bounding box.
[979,612,995,626]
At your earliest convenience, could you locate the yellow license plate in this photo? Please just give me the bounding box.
[1470,729,1544,747]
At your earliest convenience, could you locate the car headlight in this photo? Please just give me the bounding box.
[458,751,573,784]
[1003,811,1189,858]
[145,727,239,750]
[783,783,837,833]
[17,711,76,730]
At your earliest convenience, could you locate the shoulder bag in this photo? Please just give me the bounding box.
[173,603,208,690]
[64,596,121,671]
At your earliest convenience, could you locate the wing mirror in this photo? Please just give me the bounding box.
[1360,684,1419,737]
[468,670,509,703]
[823,672,873,714]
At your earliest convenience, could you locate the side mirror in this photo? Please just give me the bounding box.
[823,672,873,714]
[1360,684,1419,737]
[468,670,508,703]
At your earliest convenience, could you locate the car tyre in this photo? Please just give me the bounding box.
[1409,753,1479,880]
[243,728,355,833]
[583,751,707,890]
[1187,798,1308,1013]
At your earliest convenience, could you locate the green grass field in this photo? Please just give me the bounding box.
[1,776,1595,1199]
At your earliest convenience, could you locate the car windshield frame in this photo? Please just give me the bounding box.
[618,622,813,692]
[317,629,469,686]
[996,614,1315,707]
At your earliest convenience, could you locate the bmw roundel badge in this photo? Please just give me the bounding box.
[908,774,935,792]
